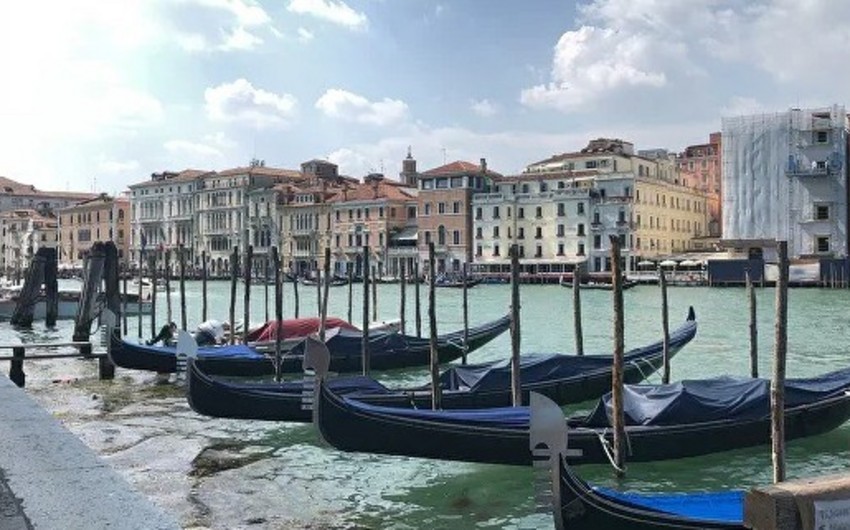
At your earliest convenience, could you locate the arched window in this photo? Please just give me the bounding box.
[437,225,446,245]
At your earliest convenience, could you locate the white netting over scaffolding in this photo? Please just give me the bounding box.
[722,105,848,258]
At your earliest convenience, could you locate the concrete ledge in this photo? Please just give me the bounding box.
[0,376,179,529]
[745,473,850,530]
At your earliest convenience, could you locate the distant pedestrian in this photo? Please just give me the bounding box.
[195,319,225,346]
[147,322,177,346]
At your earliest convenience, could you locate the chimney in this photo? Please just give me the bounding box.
[480,158,487,173]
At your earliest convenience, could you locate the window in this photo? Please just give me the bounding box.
[476,245,482,257]
[493,226,500,239]
[816,205,830,220]
[577,243,585,256]
[535,227,542,239]
[817,236,830,253]
[424,203,432,215]
[577,203,585,215]
[407,206,416,218]
[522,184,529,193]
[356,209,362,219]
[379,233,384,246]
[493,244,500,257]
[453,230,460,245]
[577,223,585,236]
[436,178,448,189]
[452,201,461,214]
[535,206,542,219]
[493,206,500,219]
[451,176,463,188]
[517,227,524,239]
[518,207,525,219]
[618,209,626,223]
[540,182,548,192]
[379,207,384,218]
[518,246,525,258]
[593,235,601,249]
[557,224,565,237]
[438,226,446,245]
[438,202,446,214]
[557,243,564,256]
[592,212,600,225]
[535,245,542,258]
[365,208,370,219]
[425,231,432,244]
[585,160,597,169]
[815,131,829,143]
[475,207,483,220]
[335,235,341,247]
[476,227,483,239]
[422,179,434,190]
[557,203,565,217]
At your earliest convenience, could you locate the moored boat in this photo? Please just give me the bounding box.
[186,308,697,421]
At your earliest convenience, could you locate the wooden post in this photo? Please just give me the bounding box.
[121,263,128,335]
[292,267,300,319]
[572,265,584,356]
[361,246,371,375]
[229,246,237,345]
[371,264,378,323]
[772,240,789,484]
[137,252,144,338]
[149,253,158,340]
[44,248,59,328]
[347,267,353,323]
[428,242,441,410]
[9,346,24,387]
[201,250,208,323]
[319,247,331,341]
[462,261,469,364]
[609,235,626,476]
[510,245,522,406]
[243,245,253,344]
[659,267,670,384]
[747,268,758,378]
[164,248,172,325]
[273,247,283,382]
[179,244,187,331]
[315,262,321,316]
[264,256,270,323]
[399,260,407,335]
[414,260,422,338]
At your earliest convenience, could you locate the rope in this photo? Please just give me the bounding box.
[595,428,628,475]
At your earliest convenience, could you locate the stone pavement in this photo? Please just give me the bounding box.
[0,375,179,530]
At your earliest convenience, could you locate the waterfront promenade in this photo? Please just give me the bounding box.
[0,375,178,529]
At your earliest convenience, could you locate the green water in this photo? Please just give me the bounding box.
[4,282,850,529]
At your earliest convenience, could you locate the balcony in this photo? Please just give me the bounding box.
[590,222,604,231]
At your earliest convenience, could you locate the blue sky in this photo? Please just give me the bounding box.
[2,0,850,194]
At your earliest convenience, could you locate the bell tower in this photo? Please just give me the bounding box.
[399,146,418,187]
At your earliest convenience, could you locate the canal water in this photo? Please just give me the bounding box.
[3,281,850,529]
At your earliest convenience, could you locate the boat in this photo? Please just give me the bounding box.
[315,361,850,466]
[559,276,638,290]
[300,277,349,287]
[186,309,697,421]
[529,392,747,530]
[434,276,480,288]
[109,313,510,376]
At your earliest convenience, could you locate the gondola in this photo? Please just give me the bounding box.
[435,277,480,288]
[559,277,639,290]
[300,277,348,287]
[187,308,696,420]
[316,362,850,466]
[109,313,510,376]
[529,392,746,530]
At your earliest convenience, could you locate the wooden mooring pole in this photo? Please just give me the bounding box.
[137,253,144,338]
[610,235,626,477]
[572,265,583,356]
[320,247,331,341]
[179,244,187,331]
[414,260,422,338]
[229,246,237,345]
[292,267,300,319]
[315,262,321,316]
[371,264,378,322]
[510,245,521,406]
[121,262,128,335]
[399,261,407,335]
[361,246,371,376]
[243,245,253,344]
[347,267,353,323]
[272,247,283,382]
[660,267,670,384]
[772,241,789,484]
[264,256,270,323]
[149,253,158,340]
[747,268,758,378]
[164,248,172,325]
[428,242,441,410]
[462,262,469,364]
[201,250,208,323]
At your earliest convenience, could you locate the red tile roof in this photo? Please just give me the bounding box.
[329,180,417,203]
[422,160,483,175]
[0,176,97,200]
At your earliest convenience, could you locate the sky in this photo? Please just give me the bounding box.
[2,0,850,195]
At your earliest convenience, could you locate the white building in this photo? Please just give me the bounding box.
[722,105,849,259]
[0,209,57,276]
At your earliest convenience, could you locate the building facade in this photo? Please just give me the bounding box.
[58,194,130,268]
[678,132,722,236]
[722,105,849,259]
[0,176,96,216]
[0,209,57,276]
[417,159,499,274]
[329,174,418,277]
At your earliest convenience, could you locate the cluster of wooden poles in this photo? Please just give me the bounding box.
[135,236,793,484]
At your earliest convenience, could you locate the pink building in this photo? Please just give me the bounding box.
[678,132,721,236]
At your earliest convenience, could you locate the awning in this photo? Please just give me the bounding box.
[637,260,655,268]
[659,260,678,267]
[392,226,418,242]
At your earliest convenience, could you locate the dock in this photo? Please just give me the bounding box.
[0,375,178,529]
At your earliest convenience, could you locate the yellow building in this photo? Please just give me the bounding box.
[58,193,130,268]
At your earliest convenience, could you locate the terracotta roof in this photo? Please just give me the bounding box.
[129,169,211,188]
[0,176,97,200]
[422,160,483,175]
[329,180,417,203]
[0,209,56,222]
[508,169,601,181]
[215,166,304,179]
[58,193,129,210]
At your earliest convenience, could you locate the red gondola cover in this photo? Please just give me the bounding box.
[246,317,358,342]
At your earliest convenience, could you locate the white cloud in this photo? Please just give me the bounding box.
[522,0,850,113]
[297,27,315,42]
[470,99,498,118]
[184,0,271,27]
[205,79,298,128]
[219,26,263,51]
[287,0,368,30]
[164,140,225,158]
[97,158,140,174]
[315,89,408,126]
[721,96,768,118]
